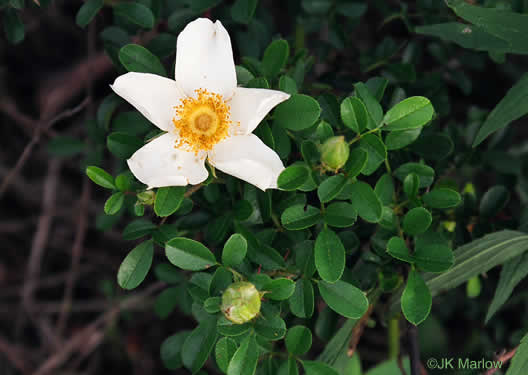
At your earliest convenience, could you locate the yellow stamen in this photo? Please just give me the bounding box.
[172,89,232,153]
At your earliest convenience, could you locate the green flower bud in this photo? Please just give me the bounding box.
[137,190,155,205]
[221,281,261,324]
[320,136,350,170]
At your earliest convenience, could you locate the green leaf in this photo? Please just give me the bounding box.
[107,132,143,159]
[354,82,383,128]
[154,263,184,284]
[375,173,394,205]
[383,97,434,131]
[289,278,314,318]
[279,75,298,95]
[217,316,250,337]
[273,94,321,131]
[486,252,528,323]
[359,134,386,176]
[230,0,258,24]
[402,208,432,236]
[285,326,312,355]
[281,204,322,230]
[155,287,180,318]
[403,173,420,198]
[114,2,155,29]
[411,133,453,161]
[182,316,218,373]
[349,181,383,223]
[146,33,177,59]
[446,0,528,54]
[190,0,221,12]
[165,237,217,271]
[86,166,116,189]
[222,234,248,267]
[3,9,24,44]
[505,332,528,375]
[209,267,233,296]
[401,269,431,325]
[154,186,185,217]
[119,44,167,76]
[277,165,309,191]
[227,334,258,375]
[394,163,434,188]
[473,74,528,147]
[317,174,346,203]
[385,128,422,150]
[480,185,510,217]
[423,188,461,209]
[215,337,238,374]
[112,111,152,135]
[341,96,368,133]
[344,148,368,177]
[302,0,332,14]
[302,360,340,375]
[76,0,103,28]
[117,240,154,290]
[254,315,287,341]
[315,228,346,283]
[203,296,222,313]
[318,280,368,319]
[262,39,289,78]
[104,192,125,215]
[414,244,454,273]
[324,202,357,228]
[161,331,190,370]
[263,278,295,300]
[122,219,157,240]
[386,237,413,263]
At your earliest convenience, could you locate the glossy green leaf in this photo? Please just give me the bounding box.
[262,39,289,78]
[386,237,413,263]
[182,316,218,373]
[119,44,167,76]
[354,82,383,128]
[274,94,321,131]
[349,181,383,223]
[341,96,368,133]
[104,192,125,215]
[155,287,180,318]
[117,240,154,290]
[114,2,155,29]
[423,188,461,209]
[401,269,431,325]
[402,208,432,236]
[263,278,295,300]
[285,326,312,355]
[315,228,346,283]
[254,315,287,341]
[359,134,386,175]
[505,332,528,375]
[394,163,434,188]
[154,186,185,217]
[166,237,217,271]
[302,361,340,375]
[161,331,190,370]
[122,219,157,240]
[222,234,248,267]
[414,244,454,273]
[344,148,368,177]
[318,280,368,319]
[385,128,422,150]
[107,132,143,159]
[215,337,238,374]
[403,173,420,198]
[317,174,347,203]
[227,334,258,375]
[324,202,357,228]
[480,185,510,217]
[277,165,309,191]
[289,278,314,318]
[383,97,434,131]
[281,204,322,230]
[86,166,116,189]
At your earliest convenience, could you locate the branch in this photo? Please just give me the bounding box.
[483,346,518,375]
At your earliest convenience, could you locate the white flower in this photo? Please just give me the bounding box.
[110,18,290,191]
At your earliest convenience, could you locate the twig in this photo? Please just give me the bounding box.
[347,303,375,356]
[185,183,204,197]
[0,335,31,374]
[0,98,90,199]
[408,323,422,375]
[483,346,518,375]
[55,178,91,336]
[31,282,165,375]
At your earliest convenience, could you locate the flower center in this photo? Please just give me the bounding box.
[173,89,232,153]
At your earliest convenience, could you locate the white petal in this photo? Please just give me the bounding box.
[175,18,236,99]
[111,72,183,132]
[127,133,208,189]
[209,134,284,191]
[229,88,290,135]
